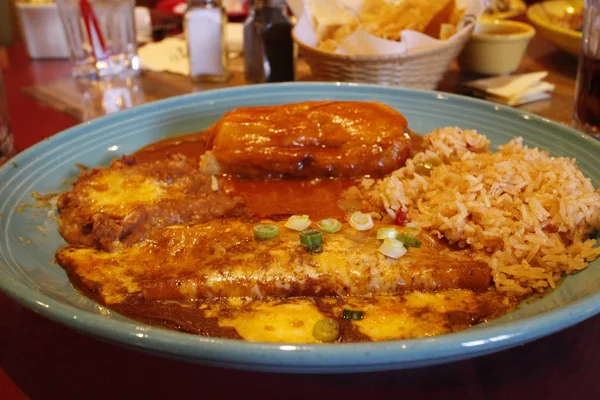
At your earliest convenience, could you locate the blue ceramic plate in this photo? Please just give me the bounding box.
[1,83,599,373]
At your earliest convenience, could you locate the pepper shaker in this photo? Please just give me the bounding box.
[185,0,231,82]
[243,0,295,83]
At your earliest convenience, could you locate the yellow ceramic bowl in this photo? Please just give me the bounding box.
[526,0,583,56]
[458,20,536,75]
[481,0,527,21]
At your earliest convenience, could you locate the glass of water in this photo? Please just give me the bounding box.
[78,76,146,121]
[0,69,15,166]
[55,0,140,80]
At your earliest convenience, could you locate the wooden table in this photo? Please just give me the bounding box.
[2,36,598,400]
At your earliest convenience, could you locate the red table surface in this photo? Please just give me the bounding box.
[2,43,600,400]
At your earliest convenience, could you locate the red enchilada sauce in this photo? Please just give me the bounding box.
[220,178,355,220]
[133,132,363,219]
[134,131,208,163]
[131,127,423,219]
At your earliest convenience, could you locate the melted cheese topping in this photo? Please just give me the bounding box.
[189,291,512,342]
[84,173,166,215]
[57,220,491,306]
[219,301,325,343]
[60,247,142,304]
[349,291,485,340]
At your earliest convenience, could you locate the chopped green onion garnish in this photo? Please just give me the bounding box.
[341,309,364,321]
[253,224,279,240]
[377,227,398,240]
[285,215,311,231]
[312,318,340,342]
[378,238,407,259]
[300,229,323,247]
[349,212,374,231]
[317,218,342,233]
[306,245,323,254]
[398,233,422,248]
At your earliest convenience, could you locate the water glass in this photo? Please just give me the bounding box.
[78,76,145,121]
[55,0,140,80]
[573,0,600,140]
[0,70,15,166]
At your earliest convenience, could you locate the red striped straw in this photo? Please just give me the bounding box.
[80,0,108,61]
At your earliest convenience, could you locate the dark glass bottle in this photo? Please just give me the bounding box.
[243,0,295,83]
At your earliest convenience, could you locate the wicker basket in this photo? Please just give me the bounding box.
[293,24,474,89]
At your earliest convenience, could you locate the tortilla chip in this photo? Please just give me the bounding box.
[314,0,463,51]
[424,0,456,39]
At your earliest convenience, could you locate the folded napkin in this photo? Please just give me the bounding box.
[462,72,555,106]
[139,37,190,75]
[138,24,244,76]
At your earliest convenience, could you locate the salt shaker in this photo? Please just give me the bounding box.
[243,0,295,83]
[185,0,231,82]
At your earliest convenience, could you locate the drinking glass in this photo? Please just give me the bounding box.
[79,76,145,121]
[55,0,140,80]
[0,69,15,166]
[573,0,600,140]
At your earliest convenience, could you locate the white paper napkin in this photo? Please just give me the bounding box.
[138,23,244,76]
[139,37,190,75]
[462,72,555,106]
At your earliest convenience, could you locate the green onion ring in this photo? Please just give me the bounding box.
[300,229,323,247]
[285,215,311,231]
[397,233,422,248]
[378,238,407,259]
[348,212,374,231]
[253,224,280,240]
[317,218,342,233]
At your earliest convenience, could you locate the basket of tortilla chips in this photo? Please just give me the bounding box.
[292,0,481,89]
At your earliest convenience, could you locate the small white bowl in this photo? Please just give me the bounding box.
[458,20,536,75]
